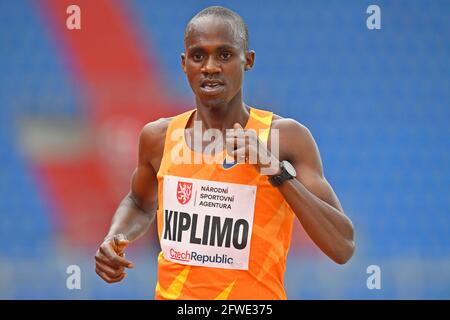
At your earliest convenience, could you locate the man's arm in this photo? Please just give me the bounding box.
[228,119,355,264]
[104,128,159,242]
[95,120,166,283]
[276,119,355,264]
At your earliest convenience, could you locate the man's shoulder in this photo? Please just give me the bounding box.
[140,108,196,138]
[271,114,312,139]
[142,117,172,135]
[270,114,318,162]
[138,117,174,151]
[137,117,175,167]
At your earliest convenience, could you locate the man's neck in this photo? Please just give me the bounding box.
[194,97,250,131]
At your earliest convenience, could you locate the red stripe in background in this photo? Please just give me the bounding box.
[34,0,181,248]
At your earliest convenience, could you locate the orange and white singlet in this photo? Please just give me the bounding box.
[155,107,295,300]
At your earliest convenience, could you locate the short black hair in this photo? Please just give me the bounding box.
[184,6,249,51]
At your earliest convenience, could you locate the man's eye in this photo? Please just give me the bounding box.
[193,54,203,61]
[220,52,232,60]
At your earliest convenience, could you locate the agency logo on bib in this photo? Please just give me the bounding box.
[177,181,193,205]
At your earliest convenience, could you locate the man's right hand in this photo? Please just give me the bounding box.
[95,234,134,283]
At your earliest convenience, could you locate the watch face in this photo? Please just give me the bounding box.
[282,161,297,178]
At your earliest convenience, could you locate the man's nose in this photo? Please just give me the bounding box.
[201,56,221,74]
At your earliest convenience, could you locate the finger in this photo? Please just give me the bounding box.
[95,252,125,272]
[111,234,129,252]
[114,238,130,255]
[225,137,237,158]
[96,268,127,284]
[229,147,249,163]
[233,122,243,130]
[227,135,250,145]
[96,261,125,278]
[96,250,122,269]
[226,136,246,153]
[226,136,247,150]
[225,124,244,142]
[100,244,134,269]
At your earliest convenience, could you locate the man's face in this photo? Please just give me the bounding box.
[182,16,254,109]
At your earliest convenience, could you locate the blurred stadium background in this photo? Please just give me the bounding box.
[0,0,449,299]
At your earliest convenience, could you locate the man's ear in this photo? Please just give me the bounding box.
[181,53,187,73]
[244,50,255,71]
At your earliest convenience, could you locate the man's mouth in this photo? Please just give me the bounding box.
[200,80,225,95]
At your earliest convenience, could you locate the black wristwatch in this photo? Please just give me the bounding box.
[268,160,297,187]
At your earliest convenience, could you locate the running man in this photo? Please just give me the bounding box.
[95,6,355,299]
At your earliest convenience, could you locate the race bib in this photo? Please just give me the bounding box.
[161,175,257,270]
